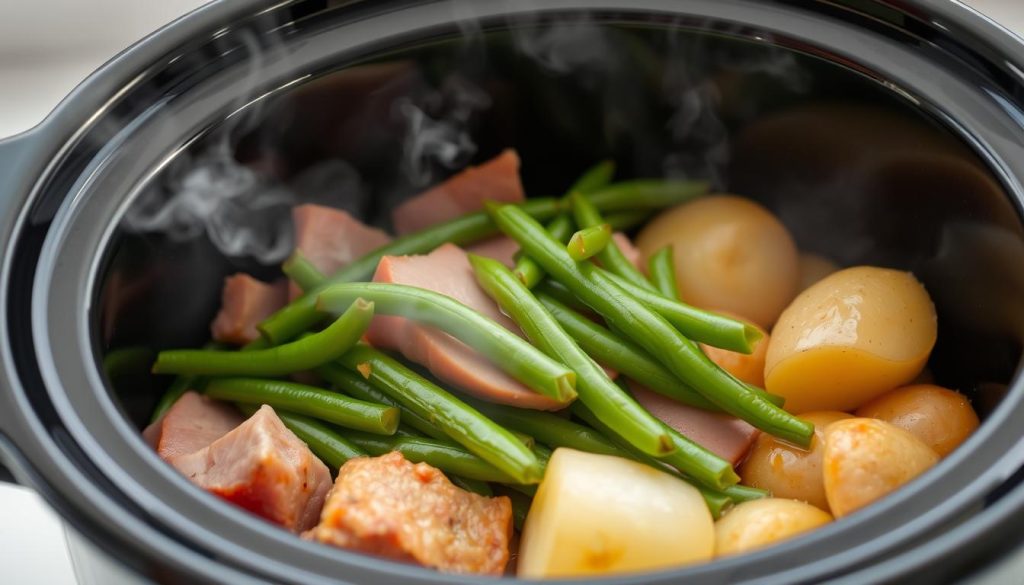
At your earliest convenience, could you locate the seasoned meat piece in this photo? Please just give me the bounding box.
[307,452,512,575]
[466,236,520,268]
[368,243,565,410]
[630,382,758,465]
[291,204,391,298]
[142,391,244,459]
[170,405,331,532]
[392,149,525,235]
[211,274,287,345]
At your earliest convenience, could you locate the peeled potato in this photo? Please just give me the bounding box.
[797,253,839,291]
[518,448,713,578]
[739,411,852,511]
[700,313,769,387]
[715,498,832,556]
[823,418,939,517]
[765,266,937,413]
[635,195,799,328]
[856,384,979,457]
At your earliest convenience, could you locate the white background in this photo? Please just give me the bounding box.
[0,1,1021,584]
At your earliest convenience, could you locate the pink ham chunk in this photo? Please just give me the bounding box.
[629,382,758,465]
[466,236,520,268]
[392,149,525,235]
[211,274,287,345]
[169,405,332,533]
[612,232,643,270]
[143,391,244,459]
[367,243,564,410]
[291,204,392,298]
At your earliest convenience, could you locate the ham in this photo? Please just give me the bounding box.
[170,405,332,533]
[306,452,512,575]
[466,236,520,268]
[367,244,564,410]
[629,382,758,465]
[291,204,392,298]
[143,391,244,459]
[392,149,525,235]
[211,274,287,345]
[612,232,643,270]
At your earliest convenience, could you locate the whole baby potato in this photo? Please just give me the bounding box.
[856,384,979,457]
[715,498,833,556]
[739,411,852,512]
[823,418,939,518]
[765,266,937,413]
[635,195,799,328]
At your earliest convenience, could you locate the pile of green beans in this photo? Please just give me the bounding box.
[566,224,612,261]
[570,190,654,290]
[647,246,681,300]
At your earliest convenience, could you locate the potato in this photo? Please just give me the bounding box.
[635,195,799,328]
[700,313,769,387]
[739,411,852,511]
[715,498,832,556]
[798,253,839,291]
[856,384,979,457]
[823,418,939,517]
[764,266,937,413]
[518,448,713,578]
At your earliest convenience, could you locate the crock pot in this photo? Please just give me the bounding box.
[3,0,1024,583]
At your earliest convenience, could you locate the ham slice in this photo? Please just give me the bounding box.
[367,244,564,410]
[466,236,520,268]
[142,391,244,459]
[629,382,758,465]
[611,232,643,270]
[306,452,512,575]
[170,405,332,533]
[291,204,392,298]
[392,149,525,235]
[211,274,287,345]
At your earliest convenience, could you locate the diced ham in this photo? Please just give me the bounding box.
[629,382,758,465]
[170,405,332,533]
[392,149,525,235]
[612,232,644,270]
[142,391,244,459]
[211,274,287,345]
[367,244,564,410]
[291,204,392,298]
[306,452,512,575]
[466,236,520,268]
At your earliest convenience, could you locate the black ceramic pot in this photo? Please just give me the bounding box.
[3,1,1024,583]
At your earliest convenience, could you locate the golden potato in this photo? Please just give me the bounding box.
[764,266,937,413]
[739,411,852,511]
[700,312,769,387]
[823,418,939,517]
[635,195,799,328]
[856,384,979,457]
[715,498,832,556]
[798,253,839,291]
[518,448,713,578]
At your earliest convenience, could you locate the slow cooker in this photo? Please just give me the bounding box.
[3,0,1024,583]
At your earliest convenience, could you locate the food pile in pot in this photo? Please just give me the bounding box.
[141,149,978,577]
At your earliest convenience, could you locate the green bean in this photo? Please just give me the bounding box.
[570,191,654,290]
[450,476,493,496]
[464,398,626,457]
[315,283,576,403]
[722,484,770,503]
[648,246,681,299]
[153,299,374,377]
[493,485,533,530]
[150,374,196,423]
[103,346,154,381]
[572,160,617,193]
[504,482,538,497]
[258,198,563,345]
[316,363,449,442]
[343,431,520,483]
[338,345,542,484]
[487,203,813,447]
[468,253,673,457]
[513,215,575,289]
[566,223,612,261]
[204,378,399,435]
[282,252,327,292]
[511,431,536,450]
[604,210,652,232]
[597,268,762,354]
[586,179,709,212]
[238,404,364,470]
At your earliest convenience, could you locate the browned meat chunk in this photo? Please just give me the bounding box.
[142,391,244,459]
[210,274,287,345]
[391,149,525,235]
[307,452,512,575]
[291,204,391,298]
[367,243,565,410]
[170,405,332,532]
